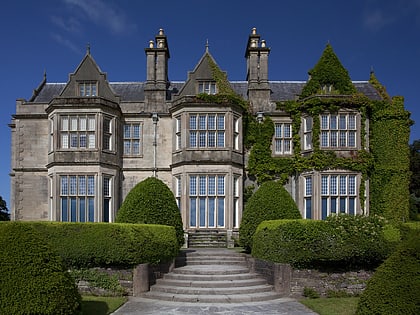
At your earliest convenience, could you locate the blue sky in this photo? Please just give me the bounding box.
[1,0,419,209]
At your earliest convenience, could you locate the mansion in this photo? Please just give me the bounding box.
[10,28,408,240]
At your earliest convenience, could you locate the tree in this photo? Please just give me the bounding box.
[409,140,420,220]
[0,196,9,221]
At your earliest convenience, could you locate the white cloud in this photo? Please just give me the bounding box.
[51,33,81,54]
[363,8,394,32]
[51,15,82,34]
[63,0,136,35]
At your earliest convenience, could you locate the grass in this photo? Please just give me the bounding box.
[81,296,127,315]
[300,297,359,315]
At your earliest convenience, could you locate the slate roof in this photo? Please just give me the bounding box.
[29,81,382,103]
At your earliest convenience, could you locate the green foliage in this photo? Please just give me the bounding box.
[369,96,411,222]
[0,222,82,314]
[356,229,420,315]
[239,181,301,252]
[300,44,357,98]
[409,140,420,220]
[70,269,126,296]
[30,222,179,268]
[303,287,320,299]
[0,196,9,221]
[116,177,184,247]
[252,215,393,269]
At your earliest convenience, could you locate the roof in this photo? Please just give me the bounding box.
[29,81,382,103]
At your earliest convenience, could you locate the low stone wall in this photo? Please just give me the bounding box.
[76,259,175,297]
[244,255,373,298]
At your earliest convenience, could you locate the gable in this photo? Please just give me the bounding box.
[59,53,119,102]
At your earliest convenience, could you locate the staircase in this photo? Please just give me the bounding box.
[187,230,227,248]
[142,249,280,303]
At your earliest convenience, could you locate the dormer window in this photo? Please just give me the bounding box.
[79,82,97,97]
[198,81,217,95]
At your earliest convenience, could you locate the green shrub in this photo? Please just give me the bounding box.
[356,229,420,314]
[116,177,184,247]
[0,222,81,314]
[239,181,301,252]
[252,215,393,269]
[32,222,179,268]
[303,287,320,299]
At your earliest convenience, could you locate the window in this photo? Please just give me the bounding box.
[274,123,292,155]
[79,82,97,96]
[234,117,240,151]
[49,118,54,152]
[198,81,217,95]
[321,174,357,219]
[60,115,96,149]
[124,122,142,155]
[175,117,181,150]
[303,116,313,150]
[189,114,225,148]
[304,175,312,219]
[320,113,357,148]
[60,175,95,222]
[189,175,225,228]
[233,176,240,228]
[103,117,112,151]
[103,176,111,222]
[175,176,182,210]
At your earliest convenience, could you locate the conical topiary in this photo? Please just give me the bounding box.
[239,181,301,252]
[116,177,184,247]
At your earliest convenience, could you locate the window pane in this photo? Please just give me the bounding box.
[124,125,131,138]
[199,115,206,130]
[88,117,96,130]
[69,176,77,195]
[61,176,68,195]
[348,115,356,129]
[305,176,312,196]
[79,117,87,131]
[217,115,225,130]
[330,176,337,195]
[70,133,78,148]
[330,131,338,147]
[217,176,225,195]
[321,115,328,130]
[275,124,282,138]
[217,197,225,227]
[331,197,337,214]
[340,176,347,195]
[70,197,77,222]
[61,197,68,222]
[199,131,206,147]
[321,176,328,195]
[339,115,346,130]
[199,176,206,195]
[208,132,216,147]
[190,197,197,227]
[305,198,312,219]
[132,140,140,155]
[330,115,337,129]
[79,134,87,147]
[88,197,95,222]
[340,197,346,213]
[79,198,86,222]
[349,197,355,215]
[88,134,95,148]
[349,175,356,195]
[189,115,197,130]
[190,176,197,195]
[339,131,346,146]
[321,131,328,147]
[322,197,328,220]
[208,115,216,130]
[133,124,140,138]
[70,117,78,131]
[199,198,206,227]
[61,134,69,148]
[348,131,356,147]
[79,176,86,195]
[208,197,215,227]
[61,116,69,131]
[275,139,282,153]
[190,132,197,147]
[208,176,216,195]
[217,131,225,147]
[87,176,95,195]
[284,124,291,138]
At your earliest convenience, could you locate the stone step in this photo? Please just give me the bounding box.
[143,291,281,303]
[155,277,267,288]
[172,265,249,275]
[164,272,260,282]
[150,284,274,295]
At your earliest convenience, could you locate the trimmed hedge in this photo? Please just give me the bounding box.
[252,215,393,269]
[116,177,184,247]
[239,181,301,252]
[356,229,420,314]
[30,222,179,268]
[0,222,82,314]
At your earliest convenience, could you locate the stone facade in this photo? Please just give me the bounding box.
[10,28,387,239]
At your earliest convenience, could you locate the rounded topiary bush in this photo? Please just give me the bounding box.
[239,180,301,252]
[116,177,184,247]
[0,222,81,314]
[356,229,420,315]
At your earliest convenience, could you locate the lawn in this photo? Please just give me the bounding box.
[81,296,127,315]
[300,297,359,315]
